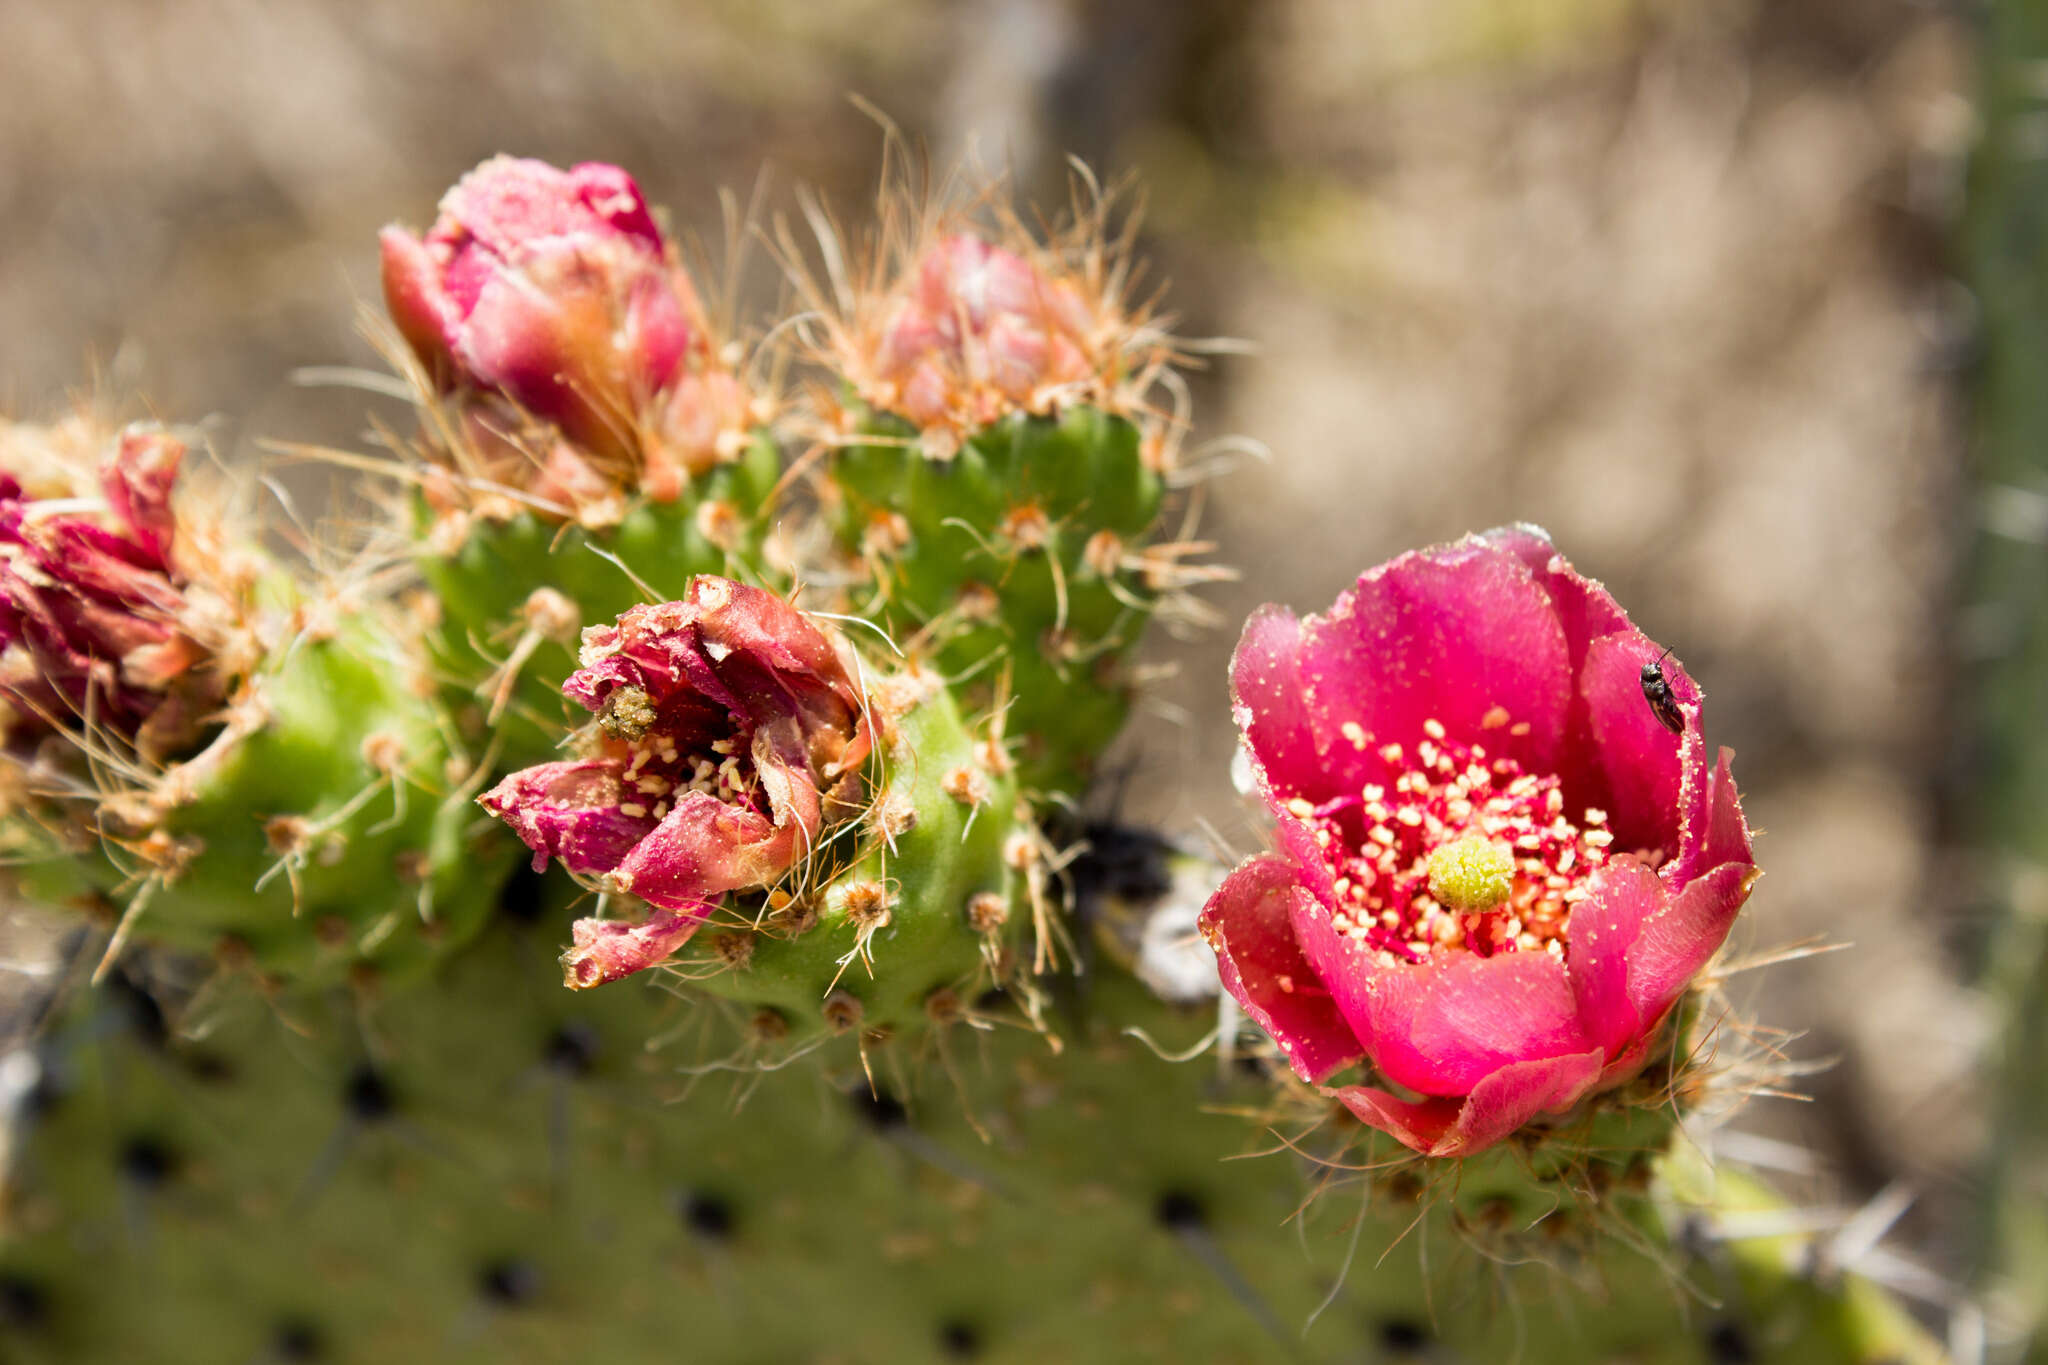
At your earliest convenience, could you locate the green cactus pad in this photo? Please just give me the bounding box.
[832,405,1164,798]
[4,610,516,989]
[0,917,1941,1365]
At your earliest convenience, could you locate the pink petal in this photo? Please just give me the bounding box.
[477,760,654,877]
[1296,537,1573,794]
[1624,860,1756,1025]
[1199,856,1364,1082]
[379,226,459,379]
[1669,746,1754,886]
[1333,1047,1607,1157]
[1229,604,1326,801]
[1479,524,1632,664]
[102,430,182,567]
[1563,859,1670,1057]
[1578,631,1705,859]
[562,903,713,988]
[1283,890,1591,1096]
[611,791,803,913]
[1352,950,1592,1096]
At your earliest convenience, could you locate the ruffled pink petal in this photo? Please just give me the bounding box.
[1578,631,1704,859]
[1333,1047,1607,1157]
[1199,856,1364,1083]
[1229,604,1325,801]
[477,760,655,877]
[1623,860,1756,1026]
[610,790,802,913]
[457,244,631,445]
[1669,746,1754,886]
[562,902,713,988]
[1296,538,1573,794]
[102,430,182,567]
[1562,859,1670,1057]
[1350,950,1592,1096]
[378,226,459,379]
[1480,525,1633,666]
[1282,884,1591,1096]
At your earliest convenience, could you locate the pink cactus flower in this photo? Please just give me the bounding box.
[1200,527,1756,1157]
[872,233,1094,437]
[381,156,703,461]
[0,429,219,756]
[479,577,874,988]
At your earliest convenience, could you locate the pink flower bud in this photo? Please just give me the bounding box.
[1200,527,1756,1157]
[381,156,703,461]
[870,233,1095,434]
[0,428,225,757]
[478,578,874,987]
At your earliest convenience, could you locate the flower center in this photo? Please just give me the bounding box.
[1290,719,1623,966]
[604,701,760,823]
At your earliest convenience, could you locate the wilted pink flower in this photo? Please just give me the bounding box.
[871,233,1095,439]
[1201,527,1756,1157]
[479,577,874,988]
[381,156,703,461]
[0,429,223,757]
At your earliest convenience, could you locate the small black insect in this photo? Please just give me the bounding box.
[1640,646,1684,734]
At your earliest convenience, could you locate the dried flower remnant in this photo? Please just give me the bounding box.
[478,577,874,988]
[1201,527,1756,1157]
[0,426,240,760]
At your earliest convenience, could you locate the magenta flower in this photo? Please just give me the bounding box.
[479,577,874,988]
[1200,527,1756,1157]
[0,429,222,757]
[381,156,702,461]
[870,233,1094,441]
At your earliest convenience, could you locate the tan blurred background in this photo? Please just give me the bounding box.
[0,0,1982,1290]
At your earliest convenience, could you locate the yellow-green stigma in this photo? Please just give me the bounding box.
[1426,836,1515,914]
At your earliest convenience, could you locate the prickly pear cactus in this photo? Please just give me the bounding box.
[0,155,1947,1365]
[0,417,511,989]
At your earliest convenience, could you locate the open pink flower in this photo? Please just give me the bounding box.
[0,429,221,757]
[871,233,1094,436]
[1200,527,1756,1157]
[479,577,874,988]
[381,156,703,460]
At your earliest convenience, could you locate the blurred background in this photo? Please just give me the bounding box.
[0,0,1984,1296]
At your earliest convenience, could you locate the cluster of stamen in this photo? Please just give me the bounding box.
[603,687,761,823]
[1288,717,1625,967]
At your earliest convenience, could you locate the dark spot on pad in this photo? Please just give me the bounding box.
[119,1135,176,1187]
[853,1088,908,1131]
[0,1273,48,1329]
[544,1023,599,1078]
[937,1319,983,1358]
[478,1259,542,1307]
[679,1191,734,1240]
[1379,1318,1429,1354]
[343,1066,395,1122]
[1153,1190,1205,1230]
[271,1318,324,1360]
[1705,1320,1756,1364]
[105,973,168,1048]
